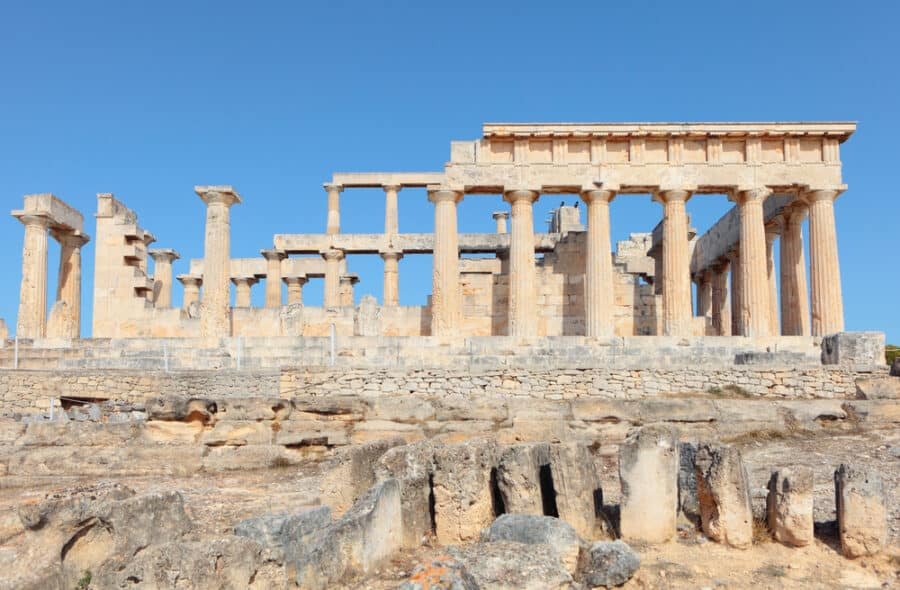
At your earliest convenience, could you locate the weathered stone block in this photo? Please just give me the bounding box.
[482,514,584,575]
[235,506,331,563]
[694,443,753,548]
[496,442,551,515]
[821,331,886,369]
[618,425,679,543]
[432,439,499,544]
[201,421,273,446]
[319,437,404,516]
[374,440,437,548]
[275,420,349,447]
[448,541,575,590]
[578,540,640,588]
[834,464,887,558]
[766,467,814,547]
[549,442,602,540]
[217,396,292,421]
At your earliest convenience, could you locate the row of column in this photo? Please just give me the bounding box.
[14,213,89,339]
[695,189,843,337]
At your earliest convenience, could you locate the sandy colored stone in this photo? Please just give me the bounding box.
[619,425,679,543]
[432,438,499,544]
[766,467,814,547]
[835,463,887,558]
[694,443,753,549]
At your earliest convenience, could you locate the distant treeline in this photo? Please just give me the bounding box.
[887,344,899,365]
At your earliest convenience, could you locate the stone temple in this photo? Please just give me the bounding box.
[0,123,896,589]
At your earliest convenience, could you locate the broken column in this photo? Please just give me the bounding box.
[619,426,679,543]
[339,274,358,307]
[834,464,887,558]
[283,275,307,305]
[694,443,753,548]
[492,211,509,234]
[196,185,241,338]
[149,248,180,308]
[324,183,342,235]
[383,184,400,236]
[766,467,814,547]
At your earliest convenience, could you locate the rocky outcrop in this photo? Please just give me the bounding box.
[496,442,551,515]
[374,439,438,547]
[448,541,577,590]
[548,442,603,540]
[234,506,332,562]
[432,439,500,544]
[578,540,640,588]
[318,437,404,515]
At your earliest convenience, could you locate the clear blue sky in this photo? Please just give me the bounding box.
[1,1,897,343]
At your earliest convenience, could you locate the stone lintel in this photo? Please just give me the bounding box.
[12,193,85,233]
[331,172,444,189]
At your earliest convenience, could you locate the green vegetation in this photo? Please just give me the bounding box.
[76,570,92,590]
[886,344,899,365]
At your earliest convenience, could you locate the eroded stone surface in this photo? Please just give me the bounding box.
[835,464,887,558]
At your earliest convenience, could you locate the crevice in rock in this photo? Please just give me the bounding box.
[489,467,506,517]
[428,473,437,534]
[538,463,559,518]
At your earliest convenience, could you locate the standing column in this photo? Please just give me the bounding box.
[322,249,345,308]
[428,188,463,337]
[806,189,844,335]
[177,276,202,311]
[711,260,731,336]
[654,189,693,336]
[765,224,780,336]
[696,270,713,318]
[283,275,308,305]
[195,185,242,339]
[380,250,402,306]
[54,231,90,338]
[261,249,286,308]
[384,184,401,236]
[728,250,743,336]
[231,277,257,308]
[149,248,180,308]
[14,214,51,338]
[492,211,509,234]
[733,187,772,337]
[581,189,616,338]
[780,207,810,336]
[324,183,342,235]
[339,275,359,307]
[504,189,539,338]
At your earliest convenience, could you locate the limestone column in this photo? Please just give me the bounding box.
[283,275,308,305]
[322,249,345,308]
[149,248,180,308]
[195,185,241,339]
[728,251,743,336]
[231,277,257,308]
[654,189,692,336]
[780,207,810,336]
[384,184,401,236]
[765,224,780,336]
[733,187,772,337]
[711,260,732,336]
[324,183,342,235]
[261,249,286,308]
[14,214,51,338]
[428,188,463,337]
[696,270,713,319]
[504,189,539,338]
[380,250,402,306]
[339,274,359,307]
[177,276,202,310]
[806,189,844,335]
[492,211,509,234]
[581,189,616,338]
[54,231,89,337]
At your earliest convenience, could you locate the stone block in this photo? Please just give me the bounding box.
[319,437,404,516]
[235,506,331,563]
[618,426,679,543]
[821,331,886,369]
[448,541,575,590]
[549,442,603,541]
[367,396,435,422]
[834,464,887,558]
[766,467,813,547]
[855,377,900,399]
[578,540,640,588]
[432,439,499,544]
[374,440,437,548]
[482,514,584,575]
[694,443,753,549]
[201,421,273,446]
[496,443,551,515]
[217,397,292,421]
[145,395,218,424]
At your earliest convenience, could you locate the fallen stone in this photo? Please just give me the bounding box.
[549,442,602,540]
[319,437,404,515]
[694,443,753,548]
[145,395,218,424]
[834,464,887,558]
[483,514,584,575]
[578,540,640,588]
[618,426,679,543]
[234,506,331,563]
[292,479,403,590]
[375,440,438,547]
[448,541,576,590]
[766,467,814,547]
[432,439,500,544]
[496,442,551,515]
[399,556,479,590]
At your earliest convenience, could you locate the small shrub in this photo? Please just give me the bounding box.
[76,570,92,590]
[886,344,899,365]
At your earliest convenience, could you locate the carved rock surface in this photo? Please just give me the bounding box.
[549,442,602,540]
[234,506,331,563]
[319,436,404,515]
[375,440,438,547]
[432,439,500,544]
[694,443,753,548]
[835,464,887,558]
[482,514,584,575]
[618,425,679,543]
[578,540,640,588]
[448,541,576,590]
[496,443,551,515]
[766,467,814,547]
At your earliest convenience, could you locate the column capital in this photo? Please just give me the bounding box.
[12,213,52,228]
[282,274,308,285]
[427,187,463,204]
[580,189,616,204]
[729,186,772,204]
[195,185,242,207]
[176,274,203,287]
[339,273,359,286]
[323,183,344,194]
[800,187,844,204]
[491,211,509,221]
[321,248,345,261]
[230,275,258,287]
[502,189,539,204]
[149,248,180,263]
[784,204,808,226]
[382,183,402,193]
[260,248,287,261]
[379,250,404,262]
[652,188,692,204]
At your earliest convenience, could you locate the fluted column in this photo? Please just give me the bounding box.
[381,251,402,306]
[324,183,342,235]
[581,189,616,338]
[339,275,358,307]
[654,189,692,336]
[728,250,743,336]
[261,249,286,308]
[15,214,51,338]
[806,189,844,335]
[733,187,772,337]
[504,189,539,338]
[52,231,89,338]
[765,224,780,336]
[696,270,712,318]
[711,260,731,336]
[232,277,257,308]
[780,207,810,336]
[196,185,241,339]
[177,276,202,310]
[322,249,345,308]
[384,184,401,236]
[428,189,463,337]
[149,248,179,308]
[492,211,509,234]
[283,275,308,305]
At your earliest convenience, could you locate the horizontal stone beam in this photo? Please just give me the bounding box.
[330,172,445,188]
[11,193,84,233]
[273,232,563,255]
[188,257,329,280]
[482,121,857,138]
